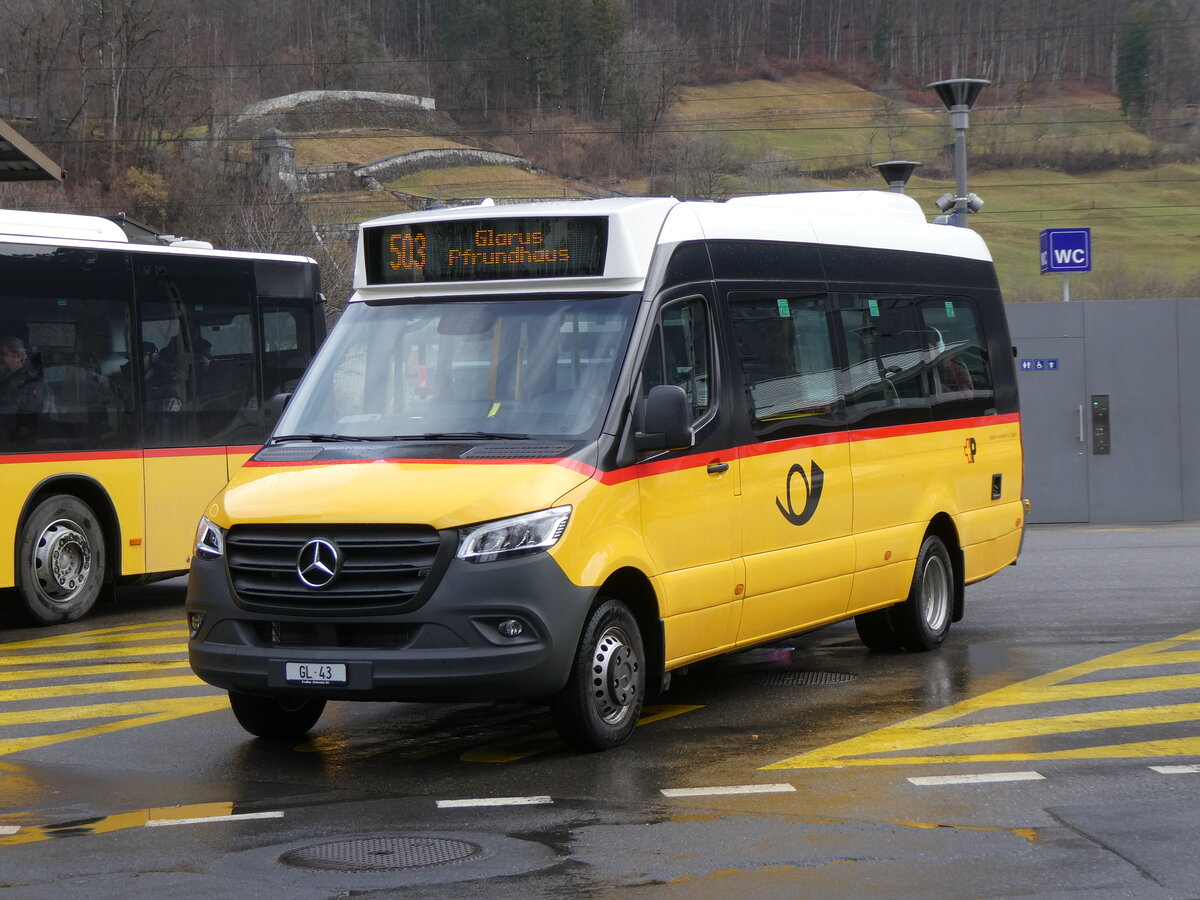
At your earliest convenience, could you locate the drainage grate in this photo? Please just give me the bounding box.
[279,836,486,872]
[743,670,857,686]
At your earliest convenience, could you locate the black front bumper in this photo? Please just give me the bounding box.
[186,548,595,703]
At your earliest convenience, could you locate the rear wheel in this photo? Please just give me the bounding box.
[16,495,106,625]
[890,535,954,652]
[854,607,904,652]
[551,597,645,752]
[228,692,326,739]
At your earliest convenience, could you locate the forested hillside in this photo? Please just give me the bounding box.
[1,0,1198,303]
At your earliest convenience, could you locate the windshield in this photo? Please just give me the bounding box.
[276,293,639,441]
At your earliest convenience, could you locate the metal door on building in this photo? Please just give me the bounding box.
[1006,300,1184,525]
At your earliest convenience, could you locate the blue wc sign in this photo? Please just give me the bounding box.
[1040,228,1092,273]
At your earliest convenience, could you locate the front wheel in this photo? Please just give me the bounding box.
[551,598,646,752]
[890,535,954,652]
[228,691,326,739]
[16,495,106,625]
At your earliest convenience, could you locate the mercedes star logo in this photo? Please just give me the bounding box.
[297,538,341,589]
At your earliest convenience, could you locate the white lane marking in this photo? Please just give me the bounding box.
[660,783,797,798]
[0,825,21,835]
[908,772,1045,786]
[436,796,553,809]
[145,811,285,827]
[1150,765,1200,774]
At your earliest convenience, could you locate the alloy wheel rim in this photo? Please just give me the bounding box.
[920,554,950,631]
[33,518,91,604]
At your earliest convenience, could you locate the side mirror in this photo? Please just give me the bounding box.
[265,391,292,425]
[635,384,694,452]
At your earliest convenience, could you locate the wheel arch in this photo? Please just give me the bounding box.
[18,475,122,586]
[926,512,965,622]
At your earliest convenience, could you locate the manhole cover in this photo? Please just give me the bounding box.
[279,836,486,872]
[744,670,857,686]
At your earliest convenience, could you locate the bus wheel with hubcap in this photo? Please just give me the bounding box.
[552,597,645,752]
[228,691,327,739]
[890,535,954,652]
[16,495,106,625]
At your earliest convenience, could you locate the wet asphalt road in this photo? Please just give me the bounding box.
[2,523,1200,898]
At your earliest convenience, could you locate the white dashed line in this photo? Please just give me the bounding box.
[1150,765,1200,774]
[436,795,553,809]
[145,811,285,827]
[660,783,797,798]
[908,772,1045,786]
[0,825,21,835]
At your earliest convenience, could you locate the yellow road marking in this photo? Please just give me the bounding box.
[0,622,185,650]
[0,698,228,758]
[0,644,187,666]
[0,801,237,846]
[0,661,191,684]
[764,627,1200,769]
[0,623,224,759]
[0,676,214,706]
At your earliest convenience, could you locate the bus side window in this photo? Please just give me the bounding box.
[838,294,931,415]
[641,297,712,422]
[919,297,994,417]
[731,293,840,424]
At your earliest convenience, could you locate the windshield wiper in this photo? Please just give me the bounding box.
[269,433,373,444]
[391,432,531,441]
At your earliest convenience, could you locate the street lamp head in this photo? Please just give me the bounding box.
[928,78,990,112]
[935,192,955,212]
[871,160,922,193]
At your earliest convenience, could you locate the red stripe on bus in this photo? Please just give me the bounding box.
[0,449,143,464]
[237,413,1020,484]
[0,445,268,465]
[143,446,235,459]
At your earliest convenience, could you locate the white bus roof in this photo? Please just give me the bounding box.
[0,207,318,266]
[0,208,129,242]
[351,191,993,299]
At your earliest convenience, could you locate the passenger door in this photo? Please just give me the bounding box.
[635,291,742,665]
[728,291,855,643]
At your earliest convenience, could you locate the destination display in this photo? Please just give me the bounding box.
[364,215,608,284]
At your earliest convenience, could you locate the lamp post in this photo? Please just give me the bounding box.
[928,77,989,227]
[871,159,922,194]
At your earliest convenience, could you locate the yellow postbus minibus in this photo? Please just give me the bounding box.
[187,192,1025,751]
[0,209,324,625]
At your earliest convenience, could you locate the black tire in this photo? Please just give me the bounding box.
[16,495,106,625]
[228,691,326,739]
[854,607,904,652]
[551,598,646,752]
[890,535,954,652]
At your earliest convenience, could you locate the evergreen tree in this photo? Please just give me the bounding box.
[1116,6,1151,122]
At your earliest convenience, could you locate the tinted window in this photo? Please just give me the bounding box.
[838,293,931,418]
[836,292,994,423]
[0,246,135,452]
[641,296,713,424]
[731,292,842,431]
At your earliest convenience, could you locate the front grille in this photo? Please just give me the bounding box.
[251,620,412,648]
[227,525,443,611]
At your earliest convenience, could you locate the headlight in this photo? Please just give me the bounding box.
[457,506,571,564]
[194,516,226,560]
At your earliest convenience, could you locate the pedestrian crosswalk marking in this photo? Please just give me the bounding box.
[764,627,1200,770]
[0,621,224,758]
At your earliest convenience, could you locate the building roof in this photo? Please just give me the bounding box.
[0,119,64,181]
